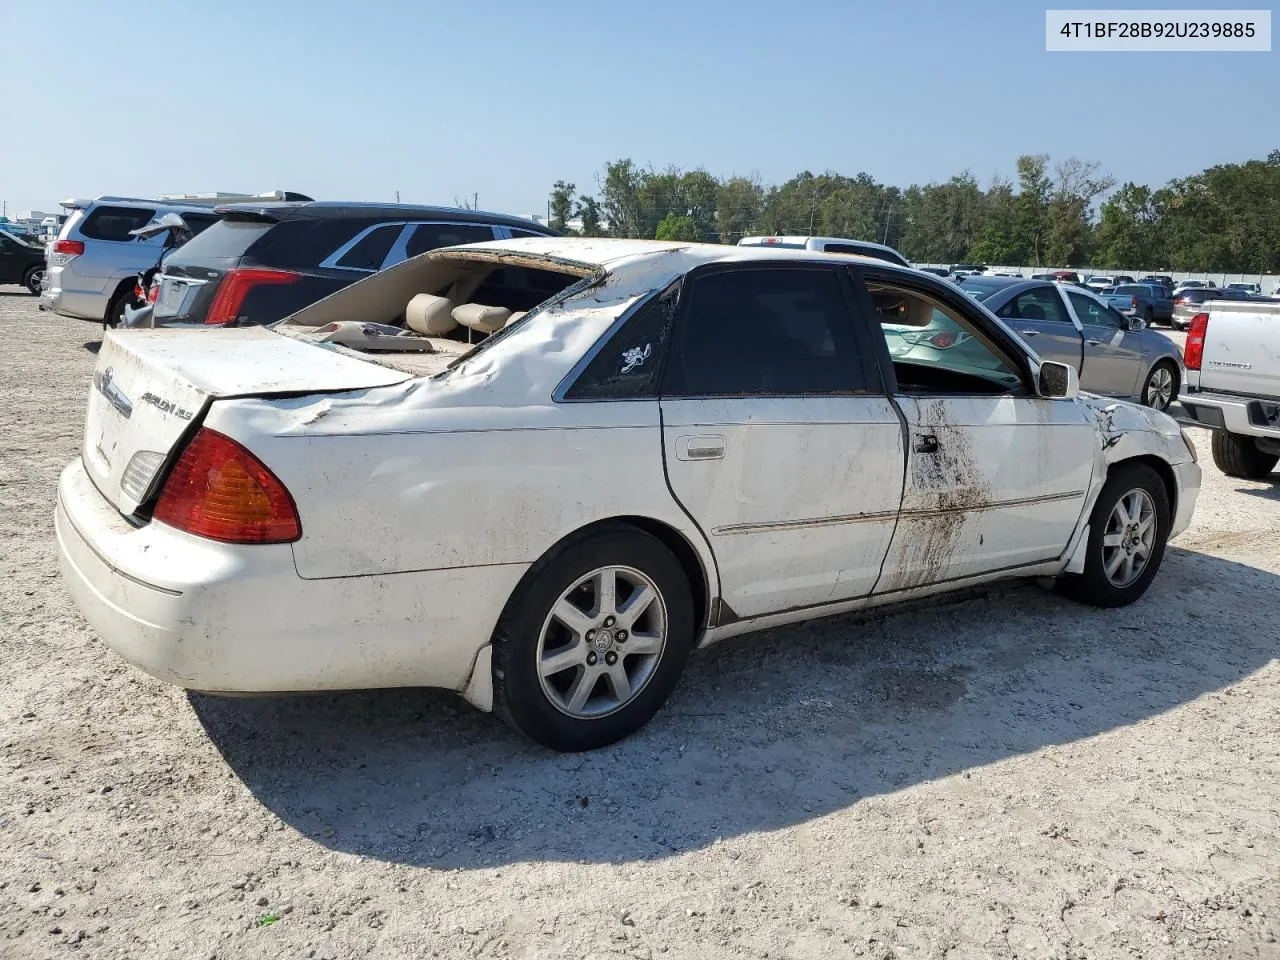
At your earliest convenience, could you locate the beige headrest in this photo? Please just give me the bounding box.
[506,311,527,326]
[406,293,456,336]
[453,303,511,334]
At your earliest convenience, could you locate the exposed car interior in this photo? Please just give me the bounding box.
[277,251,590,366]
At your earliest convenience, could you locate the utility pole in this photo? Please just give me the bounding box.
[395,190,400,203]
[473,192,478,211]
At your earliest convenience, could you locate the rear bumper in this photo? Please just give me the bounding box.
[1180,392,1280,439]
[42,263,107,321]
[55,459,525,698]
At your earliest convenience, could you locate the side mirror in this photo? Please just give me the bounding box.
[1037,360,1079,400]
[1127,315,1145,331]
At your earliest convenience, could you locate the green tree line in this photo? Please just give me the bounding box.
[546,150,1280,272]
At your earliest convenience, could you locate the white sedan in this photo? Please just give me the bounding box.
[56,238,1202,751]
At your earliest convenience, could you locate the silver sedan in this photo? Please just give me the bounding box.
[959,277,1185,411]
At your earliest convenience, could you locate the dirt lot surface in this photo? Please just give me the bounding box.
[2,291,1277,959]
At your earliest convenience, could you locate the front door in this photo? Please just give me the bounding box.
[1065,290,1144,397]
[860,272,1098,592]
[659,265,905,620]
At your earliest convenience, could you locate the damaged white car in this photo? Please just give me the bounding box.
[56,238,1201,751]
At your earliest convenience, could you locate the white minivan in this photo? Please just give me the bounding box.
[738,235,910,267]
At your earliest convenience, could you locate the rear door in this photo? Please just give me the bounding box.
[659,263,905,619]
[1065,290,1144,397]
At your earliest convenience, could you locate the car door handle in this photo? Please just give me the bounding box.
[1018,329,1039,337]
[1086,338,1102,346]
[675,435,726,461]
[914,433,939,454]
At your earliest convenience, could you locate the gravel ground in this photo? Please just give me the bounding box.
[2,290,1278,960]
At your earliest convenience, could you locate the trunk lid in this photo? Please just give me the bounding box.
[1199,301,1280,398]
[82,327,411,516]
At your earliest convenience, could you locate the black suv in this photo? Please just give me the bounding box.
[147,202,556,327]
[0,230,47,295]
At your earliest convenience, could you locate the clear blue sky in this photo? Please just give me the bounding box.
[2,0,1275,218]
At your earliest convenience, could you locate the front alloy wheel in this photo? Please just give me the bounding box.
[24,267,44,296]
[1143,363,1176,411]
[1057,462,1171,608]
[1100,488,1157,588]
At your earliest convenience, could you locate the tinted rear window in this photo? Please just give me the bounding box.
[165,219,273,263]
[79,205,155,241]
[180,212,221,236]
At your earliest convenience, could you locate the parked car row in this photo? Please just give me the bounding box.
[37,193,557,329]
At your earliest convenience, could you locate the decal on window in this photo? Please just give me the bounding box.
[620,343,652,374]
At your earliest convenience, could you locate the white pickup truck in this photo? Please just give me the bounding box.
[1178,300,1280,478]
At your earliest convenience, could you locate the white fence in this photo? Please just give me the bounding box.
[919,265,1280,293]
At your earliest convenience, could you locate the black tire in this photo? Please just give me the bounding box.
[1058,463,1171,608]
[1143,307,1154,327]
[1211,431,1279,480]
[23,266,44,296]
[103,287,130,330]
[492,525,695,751]
[1140,360,1179,412]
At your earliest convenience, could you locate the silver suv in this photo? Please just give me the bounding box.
[41,191,310,326]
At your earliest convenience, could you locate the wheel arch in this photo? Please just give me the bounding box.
[542,515,713,639]
[1108,454,1177,519]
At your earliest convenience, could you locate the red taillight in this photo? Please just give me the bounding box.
[203,268,300,325]
[1131,296,1140,310]
[1184,313,1209,371]
[928,331,958,348]
[146,282,159,304]
[153,428,300,543]
[1173,296,1185,305]
[52,239,85,255]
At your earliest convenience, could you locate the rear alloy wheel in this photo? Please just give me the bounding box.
[23,266,44,296]
[1141,361,1178,412]
[1211,431,1279,480]
[1058,463,1171,607]
[492,526,694,751]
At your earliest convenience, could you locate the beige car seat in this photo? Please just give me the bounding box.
[405,293,457,336]
[453,303,512,335]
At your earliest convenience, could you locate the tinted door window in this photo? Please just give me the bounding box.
[335,224,402,270]
[405,223,496,258]
[508,228,546,240]
[79,206,156,241]
[664,268,864,397]
[996,287,1071,324]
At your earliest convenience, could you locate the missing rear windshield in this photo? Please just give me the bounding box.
[442,267,600,372]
